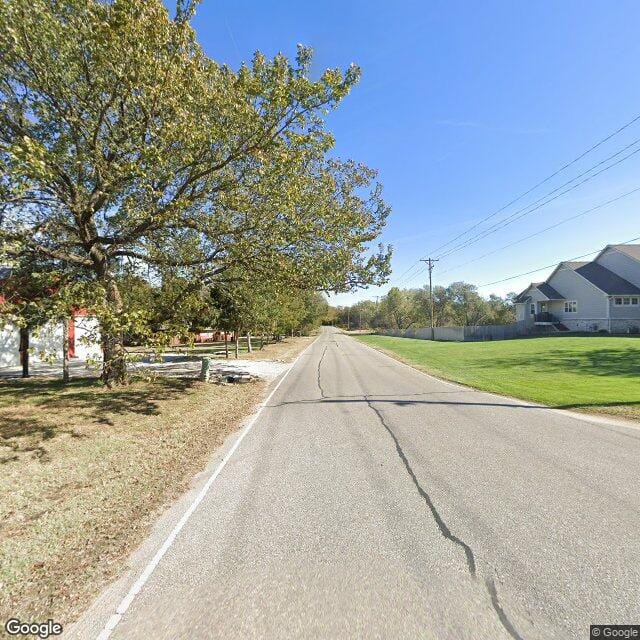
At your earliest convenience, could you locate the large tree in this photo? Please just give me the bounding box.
[379,287,421,330]
[0,0,391,384]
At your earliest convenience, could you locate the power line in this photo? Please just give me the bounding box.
[477,234,640,288]
[434,139,640,261]
[427,112,640,257]
[404,141,640,286]
[437,185,640,277]
[392,111,640,286]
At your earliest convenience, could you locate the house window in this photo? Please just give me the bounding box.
[564,300,577,313]
[530,303,535,315]
[614,297,623,306]
[633,298,639,305]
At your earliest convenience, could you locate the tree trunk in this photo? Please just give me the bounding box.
[246,331,252,353]
[62,318,70,383]
[235,328,239,358]
[102,331,127,386]
[100,277,127,386]
[224,332,229,359]
[19,326,29,378]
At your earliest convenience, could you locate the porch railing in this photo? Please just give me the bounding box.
[534,312,556,323]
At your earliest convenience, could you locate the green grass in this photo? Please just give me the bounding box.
[356,335,640,421]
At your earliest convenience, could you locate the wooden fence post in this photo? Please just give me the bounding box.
[62,318,70,383]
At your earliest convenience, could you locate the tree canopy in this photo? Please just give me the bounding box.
[333,282,516,330]
[0,0,391,383]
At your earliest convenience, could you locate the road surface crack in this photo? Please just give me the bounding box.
[364,395,525,640]
[364,395,476,575]
[317,345,328,399]
[486,576,524,640]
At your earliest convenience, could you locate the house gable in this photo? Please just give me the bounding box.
[546,263,608,318]
[514,282,564,304]
[594,244,640,288]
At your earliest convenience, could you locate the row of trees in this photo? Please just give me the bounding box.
[331,282,516,330]
[121,271,330,345]
[0,0,391,384]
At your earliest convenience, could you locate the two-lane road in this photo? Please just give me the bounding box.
[72,327,640,640]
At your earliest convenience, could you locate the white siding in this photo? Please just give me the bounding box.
[515,287,548,327]
[74,316,102,361]
[0,316,101,369]
[547,266,608,320]
[595,248,640,287]
[528,288,551,304]
[0,322,20,367]
[609,297,640,319]
[30,322,63,361]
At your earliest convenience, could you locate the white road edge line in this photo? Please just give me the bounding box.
[352,334,640,434]
[95,336,319,640]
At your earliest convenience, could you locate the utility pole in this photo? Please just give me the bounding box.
[420,258,439,340]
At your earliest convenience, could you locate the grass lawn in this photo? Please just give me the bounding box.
[356,335,640,421]
[0,373,268,633]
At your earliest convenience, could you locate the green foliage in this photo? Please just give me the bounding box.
[0,0,391,382]
[211,278,328,336]
[333,282,516,330]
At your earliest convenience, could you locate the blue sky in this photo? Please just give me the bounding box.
[190,0,640,304]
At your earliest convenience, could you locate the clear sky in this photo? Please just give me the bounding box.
[190,0,640,304]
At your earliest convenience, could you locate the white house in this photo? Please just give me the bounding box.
[514,244,640,333]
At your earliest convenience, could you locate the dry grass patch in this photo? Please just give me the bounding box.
[0,375,265,632]
[182,334,316,363]
[242,335,315,362]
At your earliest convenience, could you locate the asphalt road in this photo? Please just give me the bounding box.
[72,327,640,640]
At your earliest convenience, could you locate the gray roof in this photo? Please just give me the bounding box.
[514,283,538,303]
[0,266,12,280]
[610,244,640,261]
[514,246,640,303]
[570,261,640,295]
[514,281,564,303]
[536,282,565,300]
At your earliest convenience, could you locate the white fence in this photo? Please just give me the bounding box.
[379,322,528,342]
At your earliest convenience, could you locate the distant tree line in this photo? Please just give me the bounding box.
[330,282,517,330]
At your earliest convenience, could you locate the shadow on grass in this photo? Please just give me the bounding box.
[454,347,640,379]
[0,376,197,462]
